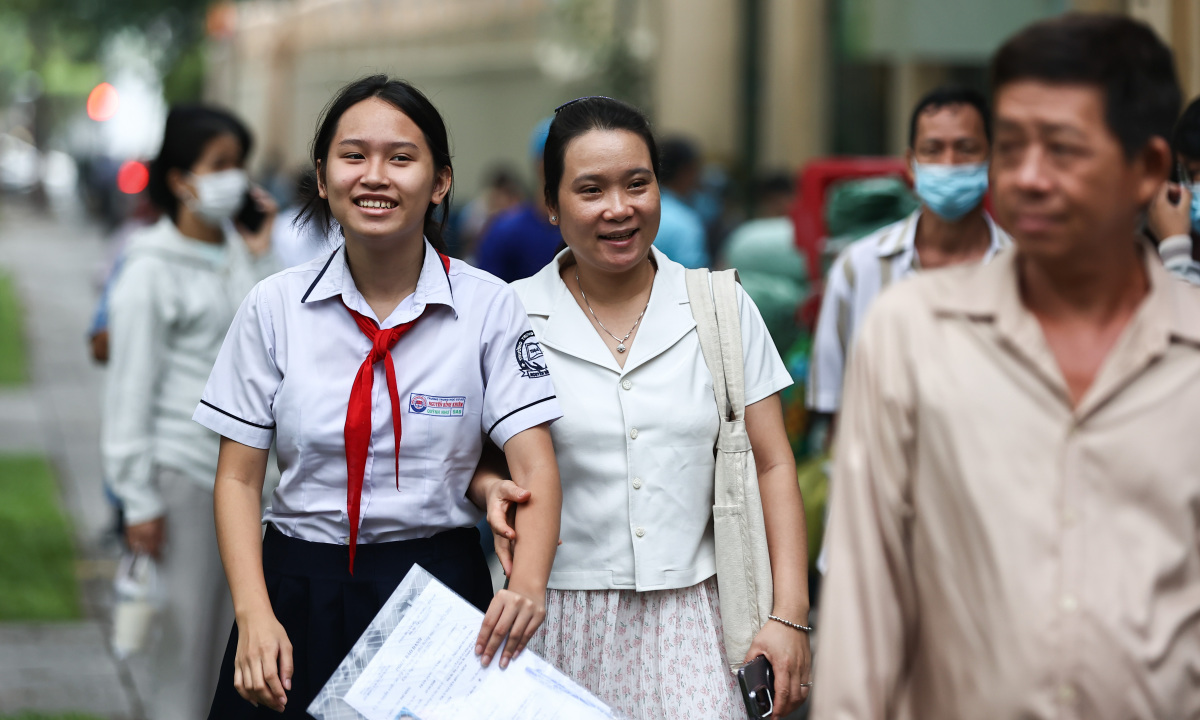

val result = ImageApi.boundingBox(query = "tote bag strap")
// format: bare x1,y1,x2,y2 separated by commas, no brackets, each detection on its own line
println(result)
709,270,746,420
685,268,732,420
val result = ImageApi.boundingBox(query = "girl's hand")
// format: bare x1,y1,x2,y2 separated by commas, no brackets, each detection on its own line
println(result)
233,608,293,712
744,617,812,716
124,516,166,558
483,479,530,575
474,582,546,670
236,186,278,257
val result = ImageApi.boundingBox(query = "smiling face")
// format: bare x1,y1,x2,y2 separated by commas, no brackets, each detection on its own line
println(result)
991,80,1168,262
317,97,451,249
551,129,661,274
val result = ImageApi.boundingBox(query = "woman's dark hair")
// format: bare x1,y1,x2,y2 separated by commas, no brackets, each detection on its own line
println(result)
298,75,453,253
147,105,252,220
991,13,1180,159
543,97,659,210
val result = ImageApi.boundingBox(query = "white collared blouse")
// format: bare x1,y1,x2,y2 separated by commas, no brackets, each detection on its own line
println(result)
513,247,792,591
193,240,562,545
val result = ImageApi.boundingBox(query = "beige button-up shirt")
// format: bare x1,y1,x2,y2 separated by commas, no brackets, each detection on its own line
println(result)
813,246,1200,719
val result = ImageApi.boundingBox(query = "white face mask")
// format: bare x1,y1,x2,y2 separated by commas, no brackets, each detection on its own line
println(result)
184,168,248,226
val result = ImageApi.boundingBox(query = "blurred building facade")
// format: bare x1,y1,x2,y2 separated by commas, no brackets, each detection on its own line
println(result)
204,0,1200,196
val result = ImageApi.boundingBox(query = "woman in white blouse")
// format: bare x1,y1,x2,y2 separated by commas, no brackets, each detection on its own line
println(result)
491,96,812,718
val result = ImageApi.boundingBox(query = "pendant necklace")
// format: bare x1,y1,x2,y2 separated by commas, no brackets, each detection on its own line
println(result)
576,268,651,354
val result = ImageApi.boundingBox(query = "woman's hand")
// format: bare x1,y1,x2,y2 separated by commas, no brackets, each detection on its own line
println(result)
236,186,278,257
125,516,165,558
233,607,293,712
744,618,812,716
474,582,546,670
484,478,530,576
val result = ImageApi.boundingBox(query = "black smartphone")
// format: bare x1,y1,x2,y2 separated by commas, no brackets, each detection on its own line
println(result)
735,655,774,718
236,190,267,233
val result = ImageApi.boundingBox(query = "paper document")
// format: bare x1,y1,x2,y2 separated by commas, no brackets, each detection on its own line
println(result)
308,564,616,720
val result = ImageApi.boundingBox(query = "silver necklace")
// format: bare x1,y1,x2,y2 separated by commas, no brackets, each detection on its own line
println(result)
575,268,650,353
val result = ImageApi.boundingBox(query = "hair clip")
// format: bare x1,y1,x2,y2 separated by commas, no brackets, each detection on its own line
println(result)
554,96,616,114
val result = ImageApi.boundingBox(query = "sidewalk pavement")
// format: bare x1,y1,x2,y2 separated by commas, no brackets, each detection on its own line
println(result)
0,198,144,719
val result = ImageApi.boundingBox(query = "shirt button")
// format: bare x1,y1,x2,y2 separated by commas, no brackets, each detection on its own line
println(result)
632,478,643,490
621,379,632,390
630,428,639,439
1063,509,1077,527
1058,683,1075,703
1060,595,1077,613
635,527,645,538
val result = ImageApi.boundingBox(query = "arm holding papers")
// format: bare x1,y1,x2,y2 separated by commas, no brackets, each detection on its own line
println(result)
308,565,616,720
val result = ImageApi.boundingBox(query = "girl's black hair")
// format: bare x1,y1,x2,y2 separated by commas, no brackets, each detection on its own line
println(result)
147,105,252,220
298,75,453,253
543,97,659,211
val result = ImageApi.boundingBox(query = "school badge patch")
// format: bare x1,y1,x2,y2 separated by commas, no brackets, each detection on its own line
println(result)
515,330,550,378
408,394,466,417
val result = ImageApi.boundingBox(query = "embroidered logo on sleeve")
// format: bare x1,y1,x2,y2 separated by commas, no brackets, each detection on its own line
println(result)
515,330,550,378
408,394,466,417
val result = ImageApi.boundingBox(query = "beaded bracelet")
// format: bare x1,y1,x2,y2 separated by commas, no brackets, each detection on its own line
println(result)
768,614,813,633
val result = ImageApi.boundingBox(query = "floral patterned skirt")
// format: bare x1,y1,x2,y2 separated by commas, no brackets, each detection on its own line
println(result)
527,577,742,720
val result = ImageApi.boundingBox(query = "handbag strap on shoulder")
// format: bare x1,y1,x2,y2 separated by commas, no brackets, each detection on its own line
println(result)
685,268,744,421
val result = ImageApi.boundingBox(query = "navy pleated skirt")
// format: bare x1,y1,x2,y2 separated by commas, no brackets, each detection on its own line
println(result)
208,524,493,719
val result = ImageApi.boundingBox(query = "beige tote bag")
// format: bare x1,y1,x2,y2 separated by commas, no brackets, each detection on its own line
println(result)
685,268,774,670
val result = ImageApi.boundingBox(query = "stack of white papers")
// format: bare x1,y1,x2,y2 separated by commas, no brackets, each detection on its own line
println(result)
309,565,617,720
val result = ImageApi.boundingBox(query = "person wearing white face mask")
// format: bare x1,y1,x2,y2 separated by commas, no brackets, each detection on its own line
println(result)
807,86,1012,573
102,105,279,720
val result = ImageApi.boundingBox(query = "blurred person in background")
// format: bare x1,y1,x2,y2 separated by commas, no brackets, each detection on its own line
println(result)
807,85,1012,578
808,86,1011,432
1146,96,1200,284
654,135,710,268
101,105,279,720
814,15,1200,718
721,171,806,355
453,163,526,260
473,118,562,281
272,168,333,268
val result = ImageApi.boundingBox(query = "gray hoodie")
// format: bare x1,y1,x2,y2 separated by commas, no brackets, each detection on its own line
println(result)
102,216,278,524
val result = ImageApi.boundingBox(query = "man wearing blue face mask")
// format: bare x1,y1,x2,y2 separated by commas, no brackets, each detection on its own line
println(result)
808,86,1012,573
1146,96,1200,285
810,86,1012,424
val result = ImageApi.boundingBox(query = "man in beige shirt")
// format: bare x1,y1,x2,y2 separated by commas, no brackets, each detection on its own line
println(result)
814,14,1200,719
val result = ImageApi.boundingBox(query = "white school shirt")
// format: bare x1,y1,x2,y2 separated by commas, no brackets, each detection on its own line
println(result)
193,240,562,545
512,247,792,591
807,209,1011,413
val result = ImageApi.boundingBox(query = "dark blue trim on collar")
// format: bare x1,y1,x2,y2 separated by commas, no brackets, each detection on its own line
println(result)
301,247,340,304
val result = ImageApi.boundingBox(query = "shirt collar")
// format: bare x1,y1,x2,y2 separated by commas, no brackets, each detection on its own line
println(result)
300,238,457,321
928,241,1200,412
876,209,1013,268
522,245,695,374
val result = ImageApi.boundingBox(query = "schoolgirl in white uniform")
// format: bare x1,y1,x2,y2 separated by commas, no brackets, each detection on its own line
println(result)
195,76,563,717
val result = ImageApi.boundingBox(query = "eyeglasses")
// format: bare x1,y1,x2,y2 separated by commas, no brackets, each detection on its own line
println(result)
554,96,616,114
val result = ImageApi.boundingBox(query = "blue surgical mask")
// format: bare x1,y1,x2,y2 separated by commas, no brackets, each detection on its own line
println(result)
913,162,989,221
1189,182,1200,233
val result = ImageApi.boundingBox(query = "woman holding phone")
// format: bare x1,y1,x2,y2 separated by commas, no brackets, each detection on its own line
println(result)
488,96,812,719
